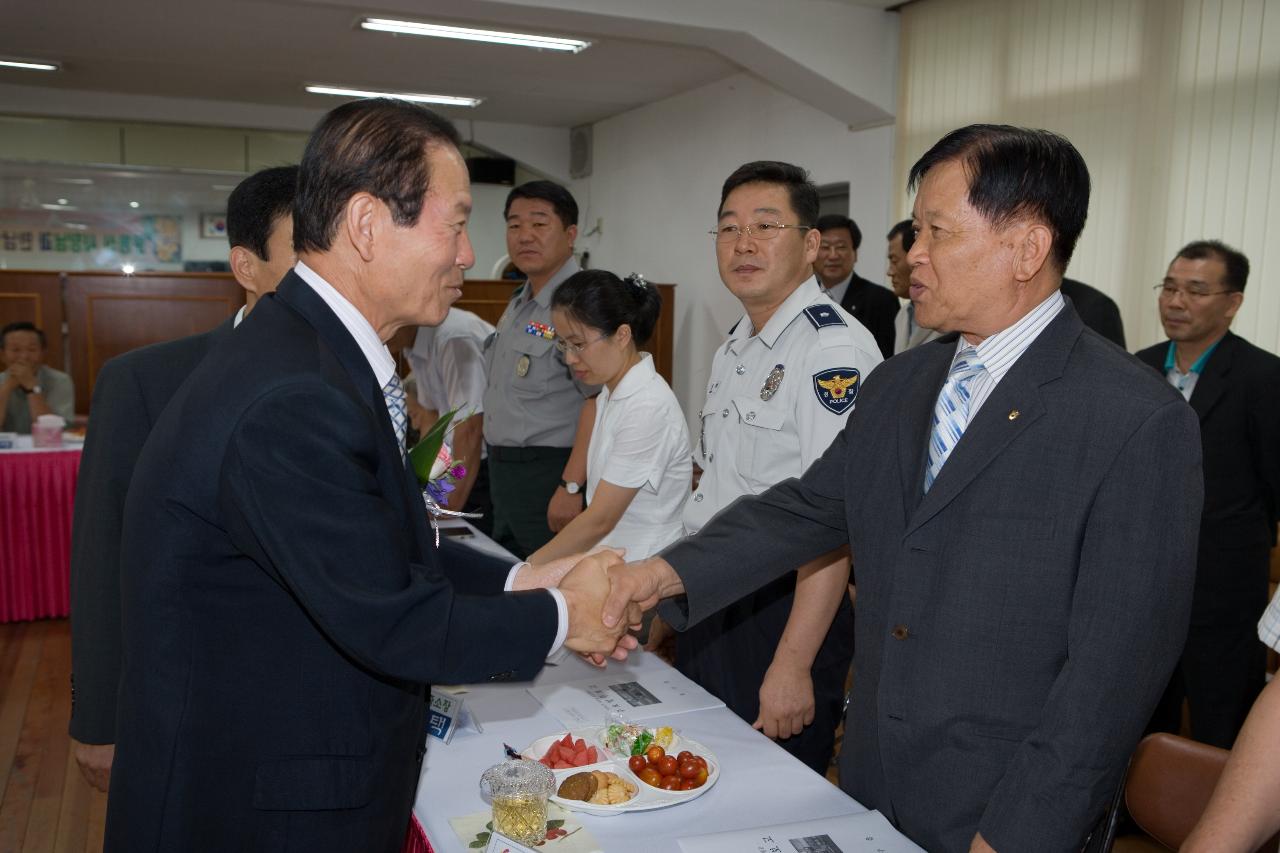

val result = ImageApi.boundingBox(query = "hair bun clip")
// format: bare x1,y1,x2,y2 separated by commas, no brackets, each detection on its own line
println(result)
624,272,649,290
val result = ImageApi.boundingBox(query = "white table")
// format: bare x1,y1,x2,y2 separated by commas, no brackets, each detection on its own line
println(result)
412,524,875,851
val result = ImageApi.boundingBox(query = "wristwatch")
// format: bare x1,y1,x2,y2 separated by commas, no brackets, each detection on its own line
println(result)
21,384,42,395
559,479,583,495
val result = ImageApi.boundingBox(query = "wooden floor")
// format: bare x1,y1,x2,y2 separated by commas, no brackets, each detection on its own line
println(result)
0,619,106,853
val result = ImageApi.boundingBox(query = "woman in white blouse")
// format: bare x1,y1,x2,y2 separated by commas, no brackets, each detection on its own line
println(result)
528,270,691,564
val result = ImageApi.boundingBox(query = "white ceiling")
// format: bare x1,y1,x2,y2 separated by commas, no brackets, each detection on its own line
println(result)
0,0,745,128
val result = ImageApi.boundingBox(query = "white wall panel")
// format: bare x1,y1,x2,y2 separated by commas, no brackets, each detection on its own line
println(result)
898,0,1280,354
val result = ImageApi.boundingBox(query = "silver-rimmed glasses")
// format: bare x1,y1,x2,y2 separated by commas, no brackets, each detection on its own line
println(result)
554,333,610,356
709,221,812,242
1153,283,1235,299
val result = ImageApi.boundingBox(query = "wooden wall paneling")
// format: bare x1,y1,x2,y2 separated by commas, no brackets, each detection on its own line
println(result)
0,272,66,371
453,280,676,385
65,273,244,414
453,280,520,328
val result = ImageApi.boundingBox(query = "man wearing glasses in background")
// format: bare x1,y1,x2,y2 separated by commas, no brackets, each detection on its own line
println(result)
1138,240,1280,749
660,160,882,774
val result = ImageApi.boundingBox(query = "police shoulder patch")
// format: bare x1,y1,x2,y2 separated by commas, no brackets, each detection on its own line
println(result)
812,367,860,415
803,304,847,330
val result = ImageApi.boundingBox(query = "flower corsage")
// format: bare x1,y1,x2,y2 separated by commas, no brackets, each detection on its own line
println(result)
408,407,481,545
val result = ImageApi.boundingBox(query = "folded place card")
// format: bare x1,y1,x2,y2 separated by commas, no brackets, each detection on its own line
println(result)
527,669,725,728
676,810,925,853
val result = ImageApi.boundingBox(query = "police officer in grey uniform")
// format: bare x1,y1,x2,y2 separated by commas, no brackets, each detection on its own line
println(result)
483,181,598,558
676,161,882,774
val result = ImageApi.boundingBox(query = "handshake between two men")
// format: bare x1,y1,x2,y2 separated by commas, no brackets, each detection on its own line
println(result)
515,550,687,663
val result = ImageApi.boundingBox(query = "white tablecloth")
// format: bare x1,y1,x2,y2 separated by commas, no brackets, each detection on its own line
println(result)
412,525,874,851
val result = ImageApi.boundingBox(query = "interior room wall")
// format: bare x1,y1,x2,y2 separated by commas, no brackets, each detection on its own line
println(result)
570,71,895,430
0,169,517,278
896,0,1280,355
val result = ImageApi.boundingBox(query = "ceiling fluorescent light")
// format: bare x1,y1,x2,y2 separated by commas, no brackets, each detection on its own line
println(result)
361,18,590,53
0,58,60,72
305,85,482,108
41,202,78,211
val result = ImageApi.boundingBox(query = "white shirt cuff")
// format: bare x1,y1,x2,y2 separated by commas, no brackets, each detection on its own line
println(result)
505,563,569,657
546,589,569,656
504,562,525,591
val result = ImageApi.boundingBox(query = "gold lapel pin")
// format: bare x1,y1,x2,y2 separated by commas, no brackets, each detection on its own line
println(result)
1008,409,1020,421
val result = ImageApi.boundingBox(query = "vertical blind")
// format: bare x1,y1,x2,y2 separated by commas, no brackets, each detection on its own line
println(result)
896,0,1280,353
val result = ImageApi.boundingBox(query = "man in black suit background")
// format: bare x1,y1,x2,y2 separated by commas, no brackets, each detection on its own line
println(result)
106,99,629,852
600,125,1202,852
1060,278,1125,347
814,213,899,358
1138,239,1280,748
68,164,299,793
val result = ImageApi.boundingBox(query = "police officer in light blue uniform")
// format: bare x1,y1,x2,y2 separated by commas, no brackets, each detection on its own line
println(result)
674,161,882,774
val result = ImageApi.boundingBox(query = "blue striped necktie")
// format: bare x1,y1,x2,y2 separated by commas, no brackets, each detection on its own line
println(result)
924,347,984,492
382,374,408,459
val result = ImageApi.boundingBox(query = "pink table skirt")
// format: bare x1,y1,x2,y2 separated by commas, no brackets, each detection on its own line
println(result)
403,814,434,853
0,449,80,622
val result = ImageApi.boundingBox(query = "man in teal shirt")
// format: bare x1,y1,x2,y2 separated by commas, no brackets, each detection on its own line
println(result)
1138,239,1280,748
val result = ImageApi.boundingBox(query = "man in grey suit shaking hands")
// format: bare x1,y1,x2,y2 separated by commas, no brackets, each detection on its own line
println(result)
596,125,1203,852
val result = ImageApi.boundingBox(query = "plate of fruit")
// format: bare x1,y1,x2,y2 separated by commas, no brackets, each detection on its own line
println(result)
522,724,718,815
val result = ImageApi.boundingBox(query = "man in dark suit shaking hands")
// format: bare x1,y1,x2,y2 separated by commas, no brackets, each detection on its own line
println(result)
598,125,1203,852
107,99,629,852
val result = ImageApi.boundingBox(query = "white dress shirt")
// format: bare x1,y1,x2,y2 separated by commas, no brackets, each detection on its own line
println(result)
588,353,691,560
1259,587,1280,652
408,308,495,414
950,289,1066,421
823,272,852,308
294,262,568,654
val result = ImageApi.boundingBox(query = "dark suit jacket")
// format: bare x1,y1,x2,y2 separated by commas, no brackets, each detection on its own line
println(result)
661,306,1202,852
1061,279,1126,347
69,319,232,745
107,273,558,852
1136,332,1280,624
837,272,899,359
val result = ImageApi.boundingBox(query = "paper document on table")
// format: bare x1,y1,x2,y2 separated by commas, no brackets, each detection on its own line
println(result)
677,810,924,853
527,669,725,727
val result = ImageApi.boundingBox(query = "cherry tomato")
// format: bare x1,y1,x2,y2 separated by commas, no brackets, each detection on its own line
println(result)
693,766,709,786
659,774,681,790
678,759,698,779
679,778,698,790
677,750,693,763
639,767,662,788
628,755,647,775
645,745,665,765
658,755,678,776
692,755,708,770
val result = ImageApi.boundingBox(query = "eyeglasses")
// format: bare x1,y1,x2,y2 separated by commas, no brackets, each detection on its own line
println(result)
709,221,812,243
554,333,610,356
1153,283,1236,300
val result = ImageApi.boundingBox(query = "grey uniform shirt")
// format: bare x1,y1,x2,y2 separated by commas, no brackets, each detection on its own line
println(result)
1,364,75,433
684,277,883,534
481,257,598,448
